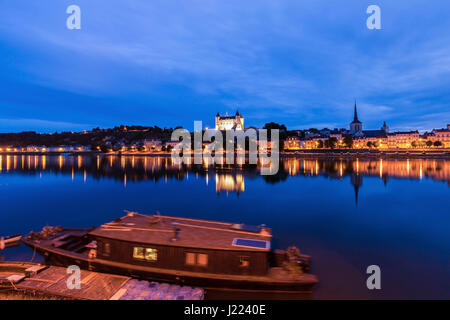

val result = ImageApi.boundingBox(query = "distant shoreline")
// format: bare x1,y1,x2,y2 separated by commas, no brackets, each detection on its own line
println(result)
0,149,449,160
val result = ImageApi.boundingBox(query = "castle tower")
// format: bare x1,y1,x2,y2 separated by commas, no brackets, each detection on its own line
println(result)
349,102,363,135
235,110,244,129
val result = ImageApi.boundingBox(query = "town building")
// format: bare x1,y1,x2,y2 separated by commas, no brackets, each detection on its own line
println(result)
304,130,320,139
215,111,244,130
430,126,450,147
284,136,304,150
353,130,388,149
164,141,180,149
387,131,420,149
329,129,343,140
304,135,329,149
143,139,163,151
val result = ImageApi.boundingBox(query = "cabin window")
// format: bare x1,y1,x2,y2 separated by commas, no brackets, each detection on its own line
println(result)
103,242,111,257
133,247,158,261
133,247,145,259
197,254,208,266
240,256,250,267
145,248,158,261
185,252,208,267
185,252,196,265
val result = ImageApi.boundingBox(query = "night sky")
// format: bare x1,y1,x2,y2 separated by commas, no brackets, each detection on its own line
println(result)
1,0,449,133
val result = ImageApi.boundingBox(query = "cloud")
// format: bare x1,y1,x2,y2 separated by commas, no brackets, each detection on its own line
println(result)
0,118,92,133
0,0,450,131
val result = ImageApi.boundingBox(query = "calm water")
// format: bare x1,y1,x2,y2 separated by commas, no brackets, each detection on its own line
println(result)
0,154,449,299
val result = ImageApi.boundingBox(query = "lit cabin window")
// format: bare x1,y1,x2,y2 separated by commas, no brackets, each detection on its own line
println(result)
145,248,158,261
133,247,145,259
133,247,158,261
240,256,250,267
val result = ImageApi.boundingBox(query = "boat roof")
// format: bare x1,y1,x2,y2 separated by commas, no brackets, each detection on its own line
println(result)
89,213,272,252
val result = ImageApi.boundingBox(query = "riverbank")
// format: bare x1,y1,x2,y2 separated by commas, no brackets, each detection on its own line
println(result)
1,148,449,159
282,149,450,159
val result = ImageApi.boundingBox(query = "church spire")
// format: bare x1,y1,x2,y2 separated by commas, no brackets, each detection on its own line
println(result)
353,101,359,122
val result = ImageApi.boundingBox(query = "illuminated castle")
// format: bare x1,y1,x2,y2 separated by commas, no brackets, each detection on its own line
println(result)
215,111,244,130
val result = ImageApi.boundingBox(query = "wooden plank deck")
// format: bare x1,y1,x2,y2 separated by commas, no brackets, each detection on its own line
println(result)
3,263,204,300
17,266,130,300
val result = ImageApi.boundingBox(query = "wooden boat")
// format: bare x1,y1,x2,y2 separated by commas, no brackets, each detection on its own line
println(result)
0,234,22,249
23,212,318,299
0,261,45,289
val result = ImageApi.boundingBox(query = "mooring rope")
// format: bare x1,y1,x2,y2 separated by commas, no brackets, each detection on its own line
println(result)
30,245,37,262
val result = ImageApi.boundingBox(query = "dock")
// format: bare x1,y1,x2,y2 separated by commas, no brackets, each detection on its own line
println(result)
0,262,204,300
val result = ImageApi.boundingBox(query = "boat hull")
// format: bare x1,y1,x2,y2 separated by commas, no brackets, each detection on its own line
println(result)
25,242,317,300
0,235,22,249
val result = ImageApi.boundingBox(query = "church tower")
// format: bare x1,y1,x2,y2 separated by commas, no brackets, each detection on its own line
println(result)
349,102,363,135
381,121,389,134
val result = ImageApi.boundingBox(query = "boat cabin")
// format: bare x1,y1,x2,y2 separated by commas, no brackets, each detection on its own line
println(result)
88,212,273,276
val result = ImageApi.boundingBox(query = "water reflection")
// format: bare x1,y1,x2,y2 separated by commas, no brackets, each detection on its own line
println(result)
215,174,245,195
282,158,450,203
281,158,450,181
1,154,449,299
0,155,449,196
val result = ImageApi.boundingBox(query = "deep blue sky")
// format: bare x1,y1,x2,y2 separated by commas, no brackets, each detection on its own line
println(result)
1,1,449,133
